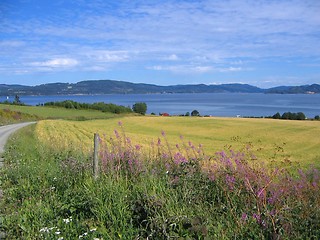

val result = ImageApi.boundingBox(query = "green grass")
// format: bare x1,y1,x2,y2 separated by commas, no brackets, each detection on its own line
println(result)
0,104,116,120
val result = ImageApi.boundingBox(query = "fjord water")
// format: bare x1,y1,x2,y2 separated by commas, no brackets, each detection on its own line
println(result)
5,93,320,118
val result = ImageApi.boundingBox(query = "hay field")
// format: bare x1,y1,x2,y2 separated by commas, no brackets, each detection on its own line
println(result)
35,116,320,168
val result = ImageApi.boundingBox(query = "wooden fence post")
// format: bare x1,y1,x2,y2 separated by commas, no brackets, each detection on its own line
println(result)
93,133,99,180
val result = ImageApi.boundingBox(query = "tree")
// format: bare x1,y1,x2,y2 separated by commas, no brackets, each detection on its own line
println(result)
281,112,290,119
13,95,21,105
315,115,320,120
185,112,190,116
296,112,306,120
132,102,147,115
191,109,200,117
272,112,281,119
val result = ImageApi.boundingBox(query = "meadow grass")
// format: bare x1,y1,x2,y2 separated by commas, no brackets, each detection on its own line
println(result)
0,104,115,120
36,116,320,168
0,123,319,239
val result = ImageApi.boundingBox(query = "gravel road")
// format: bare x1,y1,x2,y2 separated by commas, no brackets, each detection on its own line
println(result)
0,122,36,167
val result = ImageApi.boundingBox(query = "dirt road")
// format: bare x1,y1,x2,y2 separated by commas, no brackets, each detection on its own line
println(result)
0,122,36,167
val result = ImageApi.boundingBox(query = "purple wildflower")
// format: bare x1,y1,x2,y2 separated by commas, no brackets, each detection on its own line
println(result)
241,213,248,222
114,130,120,138
225,174,236,190
161,130,166,137
173,152,187,165
135,144,141,151
253,213,261,223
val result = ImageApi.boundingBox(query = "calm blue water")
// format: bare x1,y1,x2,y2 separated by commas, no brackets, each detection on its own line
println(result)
2,93,320,118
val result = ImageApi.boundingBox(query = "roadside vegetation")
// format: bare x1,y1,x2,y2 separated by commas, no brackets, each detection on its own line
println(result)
0,108,39,125
0,122,319,239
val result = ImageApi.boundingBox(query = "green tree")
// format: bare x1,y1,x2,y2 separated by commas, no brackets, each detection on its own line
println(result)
296,112,306,120
132,102,147,115
191,110,200,117
272,112,281,119
281,112,290,119
315,115,320,120
185,112,190,117
13,95,21,105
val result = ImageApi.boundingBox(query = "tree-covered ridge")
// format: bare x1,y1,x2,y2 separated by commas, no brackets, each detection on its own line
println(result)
1,80,319,96
266,84,320,94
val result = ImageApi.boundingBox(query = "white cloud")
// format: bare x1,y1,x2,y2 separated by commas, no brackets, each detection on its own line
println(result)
218,67,243,72
87,50,129,63
148,65,213,74
84,65,109,71
166,54,179,61
149,64,249,74
29,58,78,68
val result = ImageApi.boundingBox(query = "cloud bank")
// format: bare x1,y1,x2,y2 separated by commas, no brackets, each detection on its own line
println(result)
0,0,319,86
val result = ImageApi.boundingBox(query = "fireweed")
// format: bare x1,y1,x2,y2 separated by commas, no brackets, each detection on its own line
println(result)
98,126,319,238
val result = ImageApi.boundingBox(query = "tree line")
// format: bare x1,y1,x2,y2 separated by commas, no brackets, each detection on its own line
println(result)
270,112,319,120
43,100,150,115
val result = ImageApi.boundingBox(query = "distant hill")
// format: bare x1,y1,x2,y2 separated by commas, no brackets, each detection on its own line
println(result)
265,84,320,94
0,80,319,96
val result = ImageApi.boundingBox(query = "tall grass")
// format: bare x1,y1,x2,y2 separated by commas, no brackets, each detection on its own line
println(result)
0,124,319,239
0,108,39,125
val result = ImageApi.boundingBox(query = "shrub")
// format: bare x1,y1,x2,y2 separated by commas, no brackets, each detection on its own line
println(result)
132,102,147,115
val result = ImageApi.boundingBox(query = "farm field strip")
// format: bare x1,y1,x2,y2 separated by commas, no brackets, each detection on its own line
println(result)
0,104,114,119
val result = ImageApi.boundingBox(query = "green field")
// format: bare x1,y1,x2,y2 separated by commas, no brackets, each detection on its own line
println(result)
36,116,320,168
0,104,115,120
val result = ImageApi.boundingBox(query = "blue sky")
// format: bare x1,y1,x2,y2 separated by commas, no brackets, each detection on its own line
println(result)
0,0,319,88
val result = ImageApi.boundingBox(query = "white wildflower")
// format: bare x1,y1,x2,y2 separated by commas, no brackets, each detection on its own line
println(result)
39,227,49,233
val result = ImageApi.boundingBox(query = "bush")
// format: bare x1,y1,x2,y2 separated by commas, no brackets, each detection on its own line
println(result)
132,102,147,115
191,110,200,117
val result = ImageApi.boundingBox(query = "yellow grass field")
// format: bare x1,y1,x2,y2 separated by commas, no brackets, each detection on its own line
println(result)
35,116,320,168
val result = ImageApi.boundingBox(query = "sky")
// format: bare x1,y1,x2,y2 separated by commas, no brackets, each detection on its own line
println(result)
0,0,320,88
